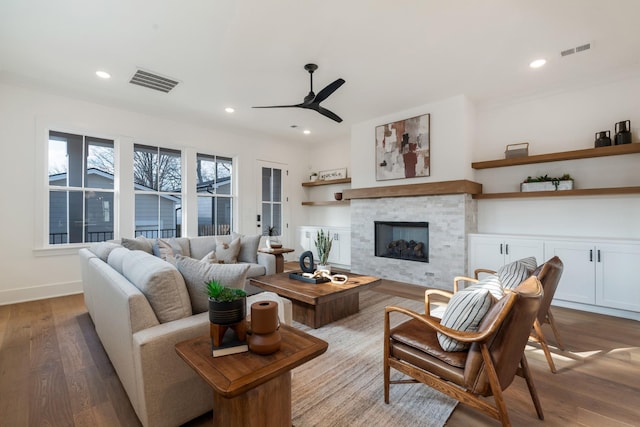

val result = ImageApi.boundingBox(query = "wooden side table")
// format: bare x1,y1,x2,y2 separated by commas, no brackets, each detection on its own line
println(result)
175,324,327,426
258,247,294,273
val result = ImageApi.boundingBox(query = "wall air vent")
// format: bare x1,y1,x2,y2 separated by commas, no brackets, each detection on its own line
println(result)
129,69,179,93
561,42,591,57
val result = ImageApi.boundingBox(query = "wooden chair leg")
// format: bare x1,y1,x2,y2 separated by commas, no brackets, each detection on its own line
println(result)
546,309,565,351
533,320,557,373
480,344,512,427
520,354,544,420
383,311,391,404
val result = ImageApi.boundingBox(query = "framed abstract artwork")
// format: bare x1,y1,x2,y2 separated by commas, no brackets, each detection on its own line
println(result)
375,113,430,181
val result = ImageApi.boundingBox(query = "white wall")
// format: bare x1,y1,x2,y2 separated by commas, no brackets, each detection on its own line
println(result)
0,82,309,304
474,75,640,238
350,94,475,188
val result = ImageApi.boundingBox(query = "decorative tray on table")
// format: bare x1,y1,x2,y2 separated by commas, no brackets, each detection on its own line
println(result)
288,272,330,284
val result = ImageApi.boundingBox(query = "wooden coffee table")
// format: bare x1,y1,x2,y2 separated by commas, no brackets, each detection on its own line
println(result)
175,324,327,426
250,272,381,328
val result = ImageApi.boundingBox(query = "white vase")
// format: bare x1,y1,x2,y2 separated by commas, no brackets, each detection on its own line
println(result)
317,264,331,273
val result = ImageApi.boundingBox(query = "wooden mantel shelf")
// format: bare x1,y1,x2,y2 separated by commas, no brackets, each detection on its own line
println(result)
343,180,482,200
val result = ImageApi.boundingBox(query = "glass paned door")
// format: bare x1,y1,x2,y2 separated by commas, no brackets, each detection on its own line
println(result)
257,161,286,241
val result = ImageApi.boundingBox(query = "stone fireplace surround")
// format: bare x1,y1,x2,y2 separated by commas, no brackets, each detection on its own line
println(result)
344,180,479,290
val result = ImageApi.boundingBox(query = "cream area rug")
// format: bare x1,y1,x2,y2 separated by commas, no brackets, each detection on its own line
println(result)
291,290,457,427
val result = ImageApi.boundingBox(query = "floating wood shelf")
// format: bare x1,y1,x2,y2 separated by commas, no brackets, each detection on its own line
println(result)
301,200,350,206
472,143,640,169
343,180,482,200
473,186,640,199
302,178,351,187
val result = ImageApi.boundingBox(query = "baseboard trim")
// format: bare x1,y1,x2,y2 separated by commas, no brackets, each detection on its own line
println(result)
552,300,640,321
0,281,83,306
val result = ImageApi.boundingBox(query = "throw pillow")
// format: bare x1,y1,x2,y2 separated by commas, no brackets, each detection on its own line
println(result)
231,232,261,264
518,256,538,273
438,286,494,352
88,241,121,262
215,236,241,264
121,236,153,254
174,255,250,313
152,238,183,261
201,250,218,263
465,274,505,300
497,259,531,290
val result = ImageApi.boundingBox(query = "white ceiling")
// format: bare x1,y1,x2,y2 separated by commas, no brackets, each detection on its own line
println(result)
2,0,640,144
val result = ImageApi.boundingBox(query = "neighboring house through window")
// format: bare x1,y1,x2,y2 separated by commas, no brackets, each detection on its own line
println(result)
133,144,182,238
196,153,233,236
48,131,115,244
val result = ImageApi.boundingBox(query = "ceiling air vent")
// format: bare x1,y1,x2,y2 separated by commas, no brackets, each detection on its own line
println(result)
560,42,591,57
129,69,179,93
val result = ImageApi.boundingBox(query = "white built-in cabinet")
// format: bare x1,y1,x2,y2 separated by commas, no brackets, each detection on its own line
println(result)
468,233,640,317
468,234,544,275
298,226,351,268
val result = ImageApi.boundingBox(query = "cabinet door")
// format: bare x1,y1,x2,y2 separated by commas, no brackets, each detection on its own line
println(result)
299,227,316,254
468,235,507,275
326,230,341,264
504,238,544,267
596,243,640,312
545,240,595,304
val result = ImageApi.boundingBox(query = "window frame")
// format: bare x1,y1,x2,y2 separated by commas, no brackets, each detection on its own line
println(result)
195,152,234,236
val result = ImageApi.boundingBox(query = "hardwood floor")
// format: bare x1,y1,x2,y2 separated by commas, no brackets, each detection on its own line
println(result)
1,289,639,426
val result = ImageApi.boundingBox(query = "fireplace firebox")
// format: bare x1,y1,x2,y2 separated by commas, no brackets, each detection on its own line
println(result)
374,221,429,263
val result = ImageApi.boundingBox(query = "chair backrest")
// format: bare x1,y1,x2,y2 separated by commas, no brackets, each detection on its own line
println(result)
531,256,563,325
463,276,543,396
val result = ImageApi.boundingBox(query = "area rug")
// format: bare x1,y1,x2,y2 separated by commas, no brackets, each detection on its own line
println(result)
291,291,457,427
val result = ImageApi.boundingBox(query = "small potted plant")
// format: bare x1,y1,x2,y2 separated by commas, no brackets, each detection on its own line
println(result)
206,280,247,325
265,225,282,249
314,229,333,272
521,174,574,192
310,172,318,182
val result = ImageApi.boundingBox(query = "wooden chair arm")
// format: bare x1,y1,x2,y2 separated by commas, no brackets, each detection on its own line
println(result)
385,294,516,344
424,289,453,315
474,268,497,280
453,276,479,293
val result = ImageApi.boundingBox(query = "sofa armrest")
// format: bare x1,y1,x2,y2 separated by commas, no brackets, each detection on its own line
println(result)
132,312,212,427
257,252,276,275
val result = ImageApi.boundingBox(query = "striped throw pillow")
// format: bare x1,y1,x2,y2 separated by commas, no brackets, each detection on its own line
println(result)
438,287,494,352
465,274,505,300
497,259,531,290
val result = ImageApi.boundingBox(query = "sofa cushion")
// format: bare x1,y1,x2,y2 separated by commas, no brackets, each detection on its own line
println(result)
497,259,531,290
231,232,261,264
121,250,192,323
107,247,131,275
188,236,218,260
215,236,241,264
243,263,266,278
174,255,250,314
152,238,184,260
121,236,154,254
89,241,122,262
438,286,494,352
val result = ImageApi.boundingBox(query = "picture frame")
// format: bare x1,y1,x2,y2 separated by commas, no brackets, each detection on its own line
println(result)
375,113,430,181
318,168,347,181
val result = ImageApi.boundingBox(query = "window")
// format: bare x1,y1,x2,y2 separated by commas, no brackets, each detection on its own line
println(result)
48,131,115,244
196,154,233,236
133,144,182,238
261,166,282,236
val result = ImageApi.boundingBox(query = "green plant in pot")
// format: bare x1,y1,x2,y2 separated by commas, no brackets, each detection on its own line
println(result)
314,229,333,272
206,280,247,325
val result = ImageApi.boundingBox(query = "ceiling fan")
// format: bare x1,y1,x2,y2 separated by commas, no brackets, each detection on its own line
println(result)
252,63,345,123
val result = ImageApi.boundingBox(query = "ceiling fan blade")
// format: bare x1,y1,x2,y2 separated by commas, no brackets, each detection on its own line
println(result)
317,106,343,123
313,78,345,104
252,104,301,109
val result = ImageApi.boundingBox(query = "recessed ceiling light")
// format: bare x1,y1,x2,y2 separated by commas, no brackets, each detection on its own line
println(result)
225,107,235,113
303,130,311,135
96,70,111,79
529,59,546,69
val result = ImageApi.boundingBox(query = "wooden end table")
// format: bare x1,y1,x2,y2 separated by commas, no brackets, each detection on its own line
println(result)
175,324,327,426
250,272,381,328
258,247,294,273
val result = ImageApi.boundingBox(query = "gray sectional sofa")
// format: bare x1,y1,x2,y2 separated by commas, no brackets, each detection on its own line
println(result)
79,234,292,427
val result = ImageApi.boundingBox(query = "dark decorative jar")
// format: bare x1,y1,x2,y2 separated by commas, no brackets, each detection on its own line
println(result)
614,120,632,145
594,131,612,147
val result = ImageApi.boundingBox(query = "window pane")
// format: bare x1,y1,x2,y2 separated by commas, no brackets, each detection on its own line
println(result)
134,144,158,191
198,196,231,236
48,138,68,186
85,137,114,189
159,147,181,192
261,202,272,236
272,169,282,202
273,203,282,235
196,154,216,193
85,191,114,242
217,157,232,195
49,189,84,244
262,167,271,202
49,131,83,187
217,197,232,235
159,195,181,238
135,193,159,238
